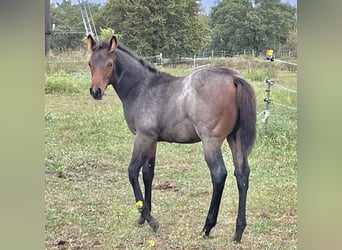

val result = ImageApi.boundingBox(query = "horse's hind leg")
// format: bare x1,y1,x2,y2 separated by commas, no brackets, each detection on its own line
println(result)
201,139,227,237
227,132,250,243
137,156,156,225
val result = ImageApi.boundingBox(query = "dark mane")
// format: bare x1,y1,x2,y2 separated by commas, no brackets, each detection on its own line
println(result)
117,45,159,74
93,40,159,74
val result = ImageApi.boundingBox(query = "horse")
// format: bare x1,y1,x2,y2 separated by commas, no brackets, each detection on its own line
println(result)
86,35,256,243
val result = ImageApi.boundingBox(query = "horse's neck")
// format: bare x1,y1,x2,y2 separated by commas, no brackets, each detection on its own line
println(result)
113,55,153,101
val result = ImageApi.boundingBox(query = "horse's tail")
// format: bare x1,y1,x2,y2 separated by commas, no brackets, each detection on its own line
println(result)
233,76,256,153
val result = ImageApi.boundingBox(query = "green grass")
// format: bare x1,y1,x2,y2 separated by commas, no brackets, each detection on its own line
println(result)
45,56,297,249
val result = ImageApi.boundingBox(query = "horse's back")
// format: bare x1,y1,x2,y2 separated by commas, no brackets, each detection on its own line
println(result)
156,67,240,143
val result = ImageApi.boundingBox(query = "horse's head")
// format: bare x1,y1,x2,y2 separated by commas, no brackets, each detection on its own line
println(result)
87,35,118,100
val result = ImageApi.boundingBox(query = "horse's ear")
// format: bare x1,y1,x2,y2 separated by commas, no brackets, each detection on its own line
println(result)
109,36,118,52
87,35,96,51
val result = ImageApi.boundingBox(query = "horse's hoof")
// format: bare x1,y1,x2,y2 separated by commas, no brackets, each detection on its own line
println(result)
202,234,210,239
231,234,242,244
200,227,211,238
137,215,146,225
201,232,210,239
148,218,159,232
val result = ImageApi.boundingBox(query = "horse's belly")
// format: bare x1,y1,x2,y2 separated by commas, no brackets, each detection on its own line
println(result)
158,121,200,143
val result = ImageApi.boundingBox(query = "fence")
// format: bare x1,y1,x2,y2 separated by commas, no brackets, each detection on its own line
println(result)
201,49,297,59
137,49,297,71
46,46,296,66
46,50,297,133
258,58,297,133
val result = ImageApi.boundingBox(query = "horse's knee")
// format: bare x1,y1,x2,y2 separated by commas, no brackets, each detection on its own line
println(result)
234,165,249,192
142,161,155,182
128,165,139,183
212,168,227,186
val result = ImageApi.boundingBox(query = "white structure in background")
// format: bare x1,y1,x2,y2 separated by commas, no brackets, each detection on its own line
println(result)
78,0,98,39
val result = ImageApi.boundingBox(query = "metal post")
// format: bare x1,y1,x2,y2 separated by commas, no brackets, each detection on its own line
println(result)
263,50,275,133
45,0,51,56
87,1,98,39
78,0,98,39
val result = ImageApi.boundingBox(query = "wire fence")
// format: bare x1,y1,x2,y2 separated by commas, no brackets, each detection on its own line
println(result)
46,51,297,130
257,57,297,133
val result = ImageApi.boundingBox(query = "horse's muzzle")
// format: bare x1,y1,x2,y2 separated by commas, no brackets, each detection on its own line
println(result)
90,88,102,100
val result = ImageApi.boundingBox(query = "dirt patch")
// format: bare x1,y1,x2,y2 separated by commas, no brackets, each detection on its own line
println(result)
276,209,297,224
197,189,211,197
153,181,179,192
52,238,102,250
163,164,189,172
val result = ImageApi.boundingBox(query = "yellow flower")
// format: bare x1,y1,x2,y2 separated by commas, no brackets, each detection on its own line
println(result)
136,200,144,212
148,240,156,247
136,200,143,208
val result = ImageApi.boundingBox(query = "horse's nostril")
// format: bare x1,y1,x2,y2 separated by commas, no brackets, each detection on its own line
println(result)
90,87,102,100
96,88,101,97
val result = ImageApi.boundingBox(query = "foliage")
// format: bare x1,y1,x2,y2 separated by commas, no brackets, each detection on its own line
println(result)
245,67,269,82
286,29,297,52
209,0,297,54
98,0,209,59
98,27,122,41
50,1,82,51
45,75,78,94
45,50,89,74
50,0,100,52
45,73,89,95
48,0,296,58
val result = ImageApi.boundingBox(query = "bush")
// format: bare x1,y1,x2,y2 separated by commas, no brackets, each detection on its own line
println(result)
245,67,269,82
98,27,122,41
45,74,85,94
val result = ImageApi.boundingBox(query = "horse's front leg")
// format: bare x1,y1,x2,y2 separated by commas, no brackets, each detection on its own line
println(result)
137,155,156,225
128,133,159,232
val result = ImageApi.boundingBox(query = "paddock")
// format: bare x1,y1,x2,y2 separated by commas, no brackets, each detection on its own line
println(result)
45,54,297,249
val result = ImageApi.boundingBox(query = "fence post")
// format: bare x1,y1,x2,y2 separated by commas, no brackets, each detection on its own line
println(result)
263,50,275,133
45,0,51,56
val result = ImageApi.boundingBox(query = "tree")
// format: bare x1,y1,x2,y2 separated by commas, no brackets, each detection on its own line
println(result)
209,0,296,55
50,0,101,52
98,27,122,41
98,0,209,59
50,0,83,51
209,0,252,52
256,0,296,51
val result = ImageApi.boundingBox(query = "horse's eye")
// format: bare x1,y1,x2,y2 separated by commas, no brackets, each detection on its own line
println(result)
88,61,91,67
107,62,113,67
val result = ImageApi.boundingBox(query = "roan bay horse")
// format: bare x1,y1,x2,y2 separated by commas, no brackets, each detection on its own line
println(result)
87,35,256,243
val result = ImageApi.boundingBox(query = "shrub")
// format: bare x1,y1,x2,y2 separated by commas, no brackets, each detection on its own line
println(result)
245,68,269,82
45,74,83,94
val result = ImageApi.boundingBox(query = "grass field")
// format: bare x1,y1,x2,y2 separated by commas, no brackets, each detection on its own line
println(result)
45,55,297,249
